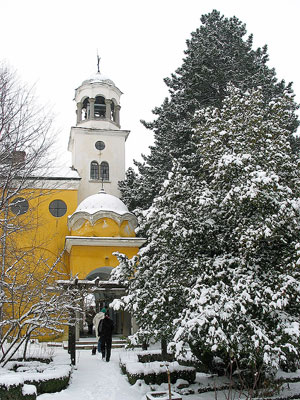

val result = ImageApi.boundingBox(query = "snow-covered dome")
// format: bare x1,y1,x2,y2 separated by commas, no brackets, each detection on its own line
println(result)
76,190,129,215
68,190,137,233
81,72,115,87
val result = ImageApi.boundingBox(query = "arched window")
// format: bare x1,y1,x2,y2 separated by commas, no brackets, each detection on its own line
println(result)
94,96,106,118
90,161,99,180
100,161,109,181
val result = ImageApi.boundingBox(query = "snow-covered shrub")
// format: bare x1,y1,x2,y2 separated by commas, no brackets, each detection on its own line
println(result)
124,361,195,385
22,384,37,400
0,376,24,400
28,373,70,395
137,351,175,364
1,361,71,396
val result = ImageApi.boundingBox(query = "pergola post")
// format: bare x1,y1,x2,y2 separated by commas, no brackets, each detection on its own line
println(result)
68,308,76,365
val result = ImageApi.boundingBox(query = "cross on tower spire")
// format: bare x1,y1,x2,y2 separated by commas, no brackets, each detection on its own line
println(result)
97,52,101,73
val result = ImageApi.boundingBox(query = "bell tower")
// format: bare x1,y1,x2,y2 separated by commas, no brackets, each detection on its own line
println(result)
68,65,130,202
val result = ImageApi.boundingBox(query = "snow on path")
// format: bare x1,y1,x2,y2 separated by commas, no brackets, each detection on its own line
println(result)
38,349,146,400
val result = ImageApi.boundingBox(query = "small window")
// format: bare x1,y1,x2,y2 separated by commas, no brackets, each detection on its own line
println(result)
90,161,99,180
10,197,29,215
100,161,109,181
95,141,105,151
49,200,67,217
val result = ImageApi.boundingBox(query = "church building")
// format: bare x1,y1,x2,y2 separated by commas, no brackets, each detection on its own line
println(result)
6,67,144,341
64,69,145,336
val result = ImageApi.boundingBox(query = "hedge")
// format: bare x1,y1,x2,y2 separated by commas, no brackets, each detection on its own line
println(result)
124,361,195,385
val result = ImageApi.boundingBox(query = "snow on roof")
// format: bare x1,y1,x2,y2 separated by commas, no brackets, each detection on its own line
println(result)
75,190,129,215
81,72,115,87
41,164,80,179
31,150,80,180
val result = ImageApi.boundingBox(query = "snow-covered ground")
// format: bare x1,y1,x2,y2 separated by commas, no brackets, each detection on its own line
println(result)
36,346,206,400
38,347,146,400
1,343,299,400
37,345,300,400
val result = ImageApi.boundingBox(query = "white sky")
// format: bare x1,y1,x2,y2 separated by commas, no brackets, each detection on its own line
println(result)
0,0,299,169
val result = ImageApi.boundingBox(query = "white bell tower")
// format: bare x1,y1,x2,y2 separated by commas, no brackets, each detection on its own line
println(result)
68,64,130,203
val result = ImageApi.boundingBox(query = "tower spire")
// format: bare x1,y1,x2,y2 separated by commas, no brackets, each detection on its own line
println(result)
97,51,101,73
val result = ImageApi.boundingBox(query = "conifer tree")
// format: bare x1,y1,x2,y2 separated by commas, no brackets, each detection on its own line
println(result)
120,10,299,211
112,164,202,348
172,86,300,374
113,85,300,376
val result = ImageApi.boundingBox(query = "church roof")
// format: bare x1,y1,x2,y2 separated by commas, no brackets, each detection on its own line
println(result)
81,72,115,87
75,190,129,215
67,190,137,231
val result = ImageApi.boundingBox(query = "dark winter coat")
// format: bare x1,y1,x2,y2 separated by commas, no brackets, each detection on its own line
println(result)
98,316,114,338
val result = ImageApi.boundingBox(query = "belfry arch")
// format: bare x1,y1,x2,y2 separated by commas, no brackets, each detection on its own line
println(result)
94,95,106,118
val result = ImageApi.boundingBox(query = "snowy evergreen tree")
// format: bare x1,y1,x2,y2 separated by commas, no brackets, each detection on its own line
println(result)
113,85,300,378
168,86,300,376
120,10,299,211
112,163,203,349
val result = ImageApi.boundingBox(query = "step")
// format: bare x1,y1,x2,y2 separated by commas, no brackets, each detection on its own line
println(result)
62,339,128,350
47,342,63,348
76,339,127,345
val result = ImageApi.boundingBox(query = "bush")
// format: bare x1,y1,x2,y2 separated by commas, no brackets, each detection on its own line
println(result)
27,375,70,394
177,358,207,373
119,361,127,375
22,384,37,400
13,357,52,364
0,383,23,400
137,352,175,363
1,360,71,397
125,361,195,385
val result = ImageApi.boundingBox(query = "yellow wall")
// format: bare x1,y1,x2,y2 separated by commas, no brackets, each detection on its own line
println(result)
28,188,78,271
3,186,78,341
69,245,139,279
69,216,138,278
11,187,78,262
5,187,141,341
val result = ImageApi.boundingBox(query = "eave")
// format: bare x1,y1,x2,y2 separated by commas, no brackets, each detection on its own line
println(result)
65,236,146,253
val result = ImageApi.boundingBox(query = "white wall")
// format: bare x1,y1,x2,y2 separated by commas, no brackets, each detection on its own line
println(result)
69,127,129,202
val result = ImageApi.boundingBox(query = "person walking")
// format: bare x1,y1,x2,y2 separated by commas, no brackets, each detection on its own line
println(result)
93,308,106,353
98,310,114,362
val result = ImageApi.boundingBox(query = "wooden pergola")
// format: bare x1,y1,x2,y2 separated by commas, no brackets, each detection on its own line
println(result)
55,278,125,365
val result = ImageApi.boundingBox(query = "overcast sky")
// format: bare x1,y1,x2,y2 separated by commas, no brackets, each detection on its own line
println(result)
1,0,299,169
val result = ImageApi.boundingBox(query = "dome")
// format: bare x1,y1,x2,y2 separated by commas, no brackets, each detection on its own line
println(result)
76,190,129,215
81,72,115,87
67,190,137,232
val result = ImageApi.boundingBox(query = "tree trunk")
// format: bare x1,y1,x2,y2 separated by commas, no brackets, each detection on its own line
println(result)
161,337,168,360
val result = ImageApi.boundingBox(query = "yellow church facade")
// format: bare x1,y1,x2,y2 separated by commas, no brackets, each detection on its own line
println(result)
6,67,144,341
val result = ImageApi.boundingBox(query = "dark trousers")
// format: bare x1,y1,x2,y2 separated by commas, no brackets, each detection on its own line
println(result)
100,335,112,361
